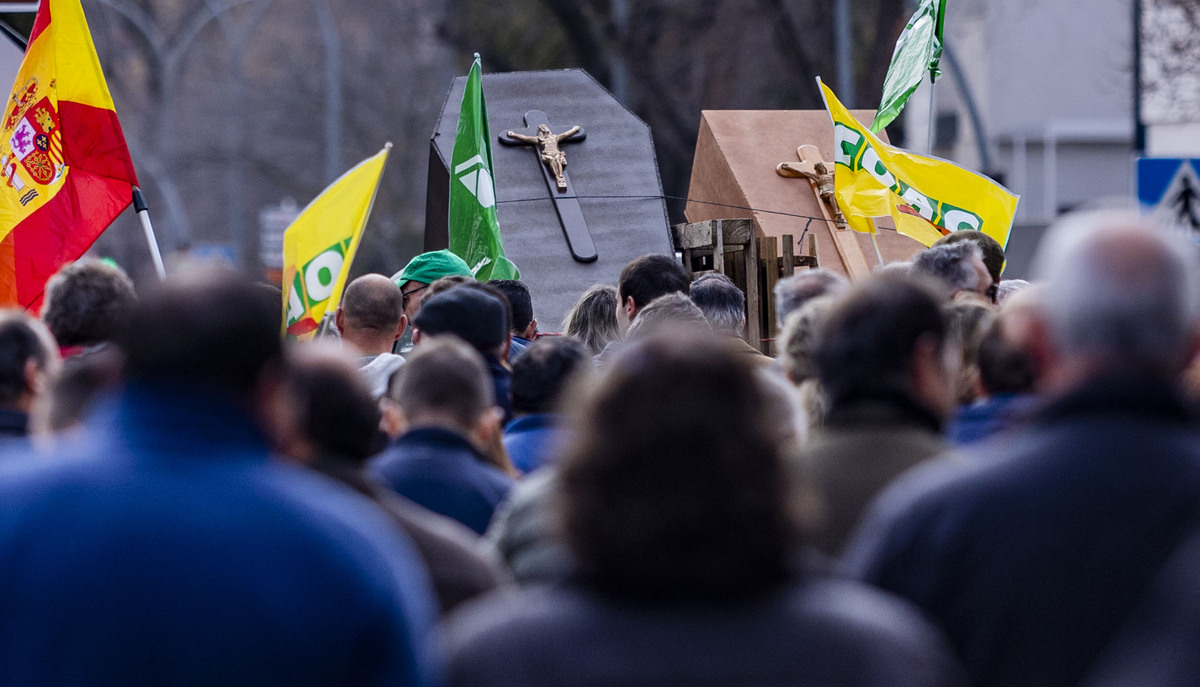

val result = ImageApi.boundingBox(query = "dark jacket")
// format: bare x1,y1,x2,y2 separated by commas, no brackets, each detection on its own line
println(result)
371,426,514,535
310,455,504,615
444,579,965,687
0,384,438,686
842,375,1200,687
501,414,568,474
1084,522,1200,687
802,395,946,556
484,353,515,425
0,408,28,438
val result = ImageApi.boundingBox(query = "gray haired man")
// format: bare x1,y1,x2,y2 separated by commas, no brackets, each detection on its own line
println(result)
843,210,1200,687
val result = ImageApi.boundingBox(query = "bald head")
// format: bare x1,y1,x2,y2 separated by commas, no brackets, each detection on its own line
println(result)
1033,210,1200,377
336,274,406,355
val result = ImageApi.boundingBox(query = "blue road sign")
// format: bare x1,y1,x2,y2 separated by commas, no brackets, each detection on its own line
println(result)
1137,158,1200,232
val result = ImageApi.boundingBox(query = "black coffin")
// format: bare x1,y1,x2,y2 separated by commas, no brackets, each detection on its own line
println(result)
425,68,674,330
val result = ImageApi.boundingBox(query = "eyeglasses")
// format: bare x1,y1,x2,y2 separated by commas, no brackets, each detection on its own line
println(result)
401,284,428,309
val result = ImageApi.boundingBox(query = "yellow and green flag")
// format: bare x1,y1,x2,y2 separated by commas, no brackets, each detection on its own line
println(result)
282,144,390,339
820,80,1018,248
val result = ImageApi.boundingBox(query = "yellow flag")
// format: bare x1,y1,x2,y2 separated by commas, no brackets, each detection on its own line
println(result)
282,144,390,339
820,80,1019,248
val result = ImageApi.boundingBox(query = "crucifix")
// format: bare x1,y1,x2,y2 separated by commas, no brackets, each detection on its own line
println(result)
777,144,872,278
499,110,597,263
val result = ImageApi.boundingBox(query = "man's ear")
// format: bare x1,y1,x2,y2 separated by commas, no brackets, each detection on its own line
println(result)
379,398,407,439
23,359,44,397
411,328,423,347
471,406,503,449
334,308,345,333
521,319,538,340
624,296,637,320
392,314,408,343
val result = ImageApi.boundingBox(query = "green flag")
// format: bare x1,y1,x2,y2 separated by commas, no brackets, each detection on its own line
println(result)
449,54,519,280
870,0,946,134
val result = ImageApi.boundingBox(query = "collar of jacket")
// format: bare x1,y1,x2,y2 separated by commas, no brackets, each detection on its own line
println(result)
106,381,270,459
825,391,944,434
482,352,510,376
395,426,487,461
504,413,560,434
1036,373,1190,425
0,408,28,437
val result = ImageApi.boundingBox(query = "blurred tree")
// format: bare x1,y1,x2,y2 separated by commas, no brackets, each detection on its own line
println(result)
440,0,909,221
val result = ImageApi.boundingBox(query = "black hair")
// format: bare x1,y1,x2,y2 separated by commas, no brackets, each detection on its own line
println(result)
41,259,137,348
560,335,795,606
487,279,534,334
115,270,283,395
978,317,1036,395
511,337,588,414
617,254,691,309
0,314,51,405
815,275,949,409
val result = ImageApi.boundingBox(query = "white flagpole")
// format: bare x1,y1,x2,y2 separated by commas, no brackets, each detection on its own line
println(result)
870,232,885,266
925,77,936,156
132,186,166,279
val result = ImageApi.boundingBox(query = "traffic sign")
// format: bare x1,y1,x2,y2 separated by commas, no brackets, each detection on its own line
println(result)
1137,158,1200,233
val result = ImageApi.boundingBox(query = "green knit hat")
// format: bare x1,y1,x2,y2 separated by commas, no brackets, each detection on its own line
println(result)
390,250,473,286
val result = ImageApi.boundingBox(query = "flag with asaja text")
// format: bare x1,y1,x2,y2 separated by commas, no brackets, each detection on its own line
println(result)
0,0,138,310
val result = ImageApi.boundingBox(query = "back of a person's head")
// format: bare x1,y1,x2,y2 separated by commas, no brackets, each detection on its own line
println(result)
617,254,690,309
779,295,836,383
0,311,57,408
625,292,711,341
559,334,797,605
419,275,473,309
911,241,984,296
935,230,1005,285
38,349,121,433
774,269,848,326
413,284,509,356
978,315,1036,396
689,273,745,337
815,275,949,408
1033,209,1200,374
562,283,619,355
996,278,1031,305
951,301,997,404
340,274,404,334
487,279,534,334
388,336,493,431
115,269,282,396
41,259,136,348
511,337,588,415
285,345,383,464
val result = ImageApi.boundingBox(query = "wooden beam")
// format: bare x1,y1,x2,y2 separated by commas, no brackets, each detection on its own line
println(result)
672,218,754,250
744,233,762,353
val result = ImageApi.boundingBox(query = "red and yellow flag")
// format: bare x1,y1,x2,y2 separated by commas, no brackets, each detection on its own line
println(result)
0,0,137,310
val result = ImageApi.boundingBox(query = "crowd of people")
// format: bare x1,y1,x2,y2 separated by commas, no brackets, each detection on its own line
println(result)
0,210,1198,685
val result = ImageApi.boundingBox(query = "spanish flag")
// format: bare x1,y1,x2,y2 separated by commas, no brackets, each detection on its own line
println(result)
0,0,138,309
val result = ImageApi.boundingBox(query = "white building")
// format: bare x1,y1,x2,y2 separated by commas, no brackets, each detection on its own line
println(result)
902,0,1186,275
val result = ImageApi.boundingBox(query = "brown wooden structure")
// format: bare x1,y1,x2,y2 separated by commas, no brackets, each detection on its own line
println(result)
673,218,819,354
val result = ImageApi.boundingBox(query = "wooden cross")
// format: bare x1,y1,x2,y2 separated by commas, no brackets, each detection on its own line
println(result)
776,144,871,279
499,110,597,263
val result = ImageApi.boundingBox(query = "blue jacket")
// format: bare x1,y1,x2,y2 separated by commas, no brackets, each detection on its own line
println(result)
483,354,515,426
0,384,439,686
371,427,514,535
947,393,1039,445
502,413,568,474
